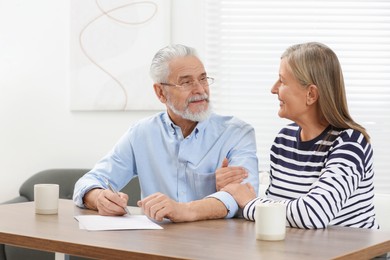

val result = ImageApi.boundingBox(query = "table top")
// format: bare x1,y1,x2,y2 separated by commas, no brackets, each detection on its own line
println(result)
1,199,390,260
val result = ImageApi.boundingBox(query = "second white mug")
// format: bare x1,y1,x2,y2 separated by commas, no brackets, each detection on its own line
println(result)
255,203,287,241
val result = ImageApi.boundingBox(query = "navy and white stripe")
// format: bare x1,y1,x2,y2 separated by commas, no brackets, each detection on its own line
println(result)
243,123,378,229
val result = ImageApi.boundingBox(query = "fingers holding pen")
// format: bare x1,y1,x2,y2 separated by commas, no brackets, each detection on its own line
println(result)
96,189,129,216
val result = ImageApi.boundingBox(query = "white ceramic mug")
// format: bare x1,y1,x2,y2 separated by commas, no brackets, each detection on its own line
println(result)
255,203,287,241
34,184,59,214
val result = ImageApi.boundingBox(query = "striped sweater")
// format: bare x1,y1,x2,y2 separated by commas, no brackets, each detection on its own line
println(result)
243,123,378,229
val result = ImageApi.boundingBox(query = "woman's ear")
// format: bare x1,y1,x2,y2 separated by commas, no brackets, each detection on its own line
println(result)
153,83,167,103
306,84,319,105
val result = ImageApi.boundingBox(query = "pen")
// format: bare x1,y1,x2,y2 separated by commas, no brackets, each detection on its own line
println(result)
103,177,131,215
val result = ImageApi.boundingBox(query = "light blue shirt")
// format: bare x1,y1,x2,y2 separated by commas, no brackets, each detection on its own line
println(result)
73,112,259,218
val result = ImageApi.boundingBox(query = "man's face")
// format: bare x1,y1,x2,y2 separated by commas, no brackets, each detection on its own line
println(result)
163,56,211,122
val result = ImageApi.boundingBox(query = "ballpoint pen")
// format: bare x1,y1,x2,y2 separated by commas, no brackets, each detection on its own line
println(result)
103,177,131,215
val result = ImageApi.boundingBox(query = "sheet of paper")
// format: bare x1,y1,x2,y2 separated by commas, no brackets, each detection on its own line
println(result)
74,215,163,231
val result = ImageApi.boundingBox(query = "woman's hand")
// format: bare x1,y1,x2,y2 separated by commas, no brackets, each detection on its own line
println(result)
215,158,248,191
222,183,256,208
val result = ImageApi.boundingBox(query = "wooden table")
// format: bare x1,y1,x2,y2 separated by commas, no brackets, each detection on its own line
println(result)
0,199,390,260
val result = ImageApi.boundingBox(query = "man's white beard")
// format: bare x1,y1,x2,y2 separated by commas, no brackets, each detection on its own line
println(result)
166,94,212,122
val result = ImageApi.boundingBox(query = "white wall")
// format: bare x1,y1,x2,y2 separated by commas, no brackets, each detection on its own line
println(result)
0,0,204,202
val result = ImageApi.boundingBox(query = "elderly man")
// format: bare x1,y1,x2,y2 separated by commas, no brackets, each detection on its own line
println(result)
73,44,258,222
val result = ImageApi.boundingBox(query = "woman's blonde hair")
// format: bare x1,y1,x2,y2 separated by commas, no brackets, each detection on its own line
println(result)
281,42,370,142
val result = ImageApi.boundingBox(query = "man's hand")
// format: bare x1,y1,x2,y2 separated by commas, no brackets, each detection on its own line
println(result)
137,193,229,222
84,188,129,216
215,158,248,191
222,183,256,208
137,193,194,222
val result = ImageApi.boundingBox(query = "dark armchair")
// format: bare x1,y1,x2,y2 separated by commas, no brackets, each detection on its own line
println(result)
0,169,141,260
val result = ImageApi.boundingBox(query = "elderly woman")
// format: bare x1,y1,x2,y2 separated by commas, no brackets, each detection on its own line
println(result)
223,42,378,229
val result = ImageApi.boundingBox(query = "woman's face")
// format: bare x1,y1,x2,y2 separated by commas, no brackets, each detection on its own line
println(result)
271,58,309,123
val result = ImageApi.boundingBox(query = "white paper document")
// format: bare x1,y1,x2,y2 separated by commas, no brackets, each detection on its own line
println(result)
74,215,163,231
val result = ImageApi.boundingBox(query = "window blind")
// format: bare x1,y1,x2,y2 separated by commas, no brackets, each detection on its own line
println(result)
204,0,390,194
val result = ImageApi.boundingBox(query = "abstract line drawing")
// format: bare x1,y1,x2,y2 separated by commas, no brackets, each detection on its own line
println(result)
70,0,170,111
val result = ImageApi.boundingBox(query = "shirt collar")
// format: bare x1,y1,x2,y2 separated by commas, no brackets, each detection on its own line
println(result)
162,111,211,138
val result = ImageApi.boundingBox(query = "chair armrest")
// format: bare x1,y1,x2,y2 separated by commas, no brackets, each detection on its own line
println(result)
19,169,90,201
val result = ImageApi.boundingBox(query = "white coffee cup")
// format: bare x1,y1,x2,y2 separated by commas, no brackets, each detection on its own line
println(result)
255,203,287,241
34,184,59,214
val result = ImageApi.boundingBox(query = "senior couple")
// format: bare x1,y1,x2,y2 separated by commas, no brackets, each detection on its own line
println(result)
73,43,378,229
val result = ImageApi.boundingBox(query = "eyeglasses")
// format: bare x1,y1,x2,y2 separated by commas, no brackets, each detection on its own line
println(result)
160,77,214,90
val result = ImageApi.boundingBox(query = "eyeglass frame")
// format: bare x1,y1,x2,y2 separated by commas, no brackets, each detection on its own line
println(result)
160,76,214,90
